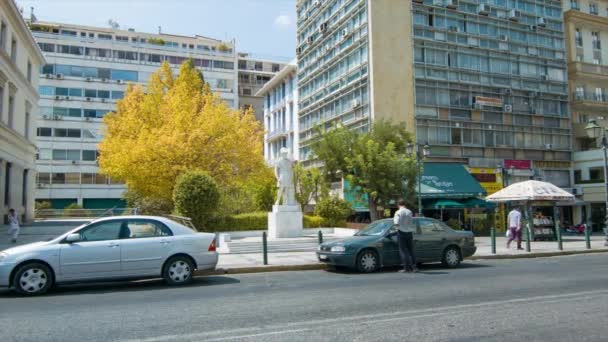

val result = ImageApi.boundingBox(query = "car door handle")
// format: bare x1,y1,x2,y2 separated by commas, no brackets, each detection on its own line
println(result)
107,243,120,248
160,240,170,245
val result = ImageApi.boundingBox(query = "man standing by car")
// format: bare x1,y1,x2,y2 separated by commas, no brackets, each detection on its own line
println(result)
394,199,418,273
507,207,523,250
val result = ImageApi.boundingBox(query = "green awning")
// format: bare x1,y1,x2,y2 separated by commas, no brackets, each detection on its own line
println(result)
420,163,486,199
428,199,465,209
463,198,496,208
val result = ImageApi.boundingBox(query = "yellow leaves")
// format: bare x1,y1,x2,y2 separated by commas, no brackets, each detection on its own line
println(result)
98,60,266,203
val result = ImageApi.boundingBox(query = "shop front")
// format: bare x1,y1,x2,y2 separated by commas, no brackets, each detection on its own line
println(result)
467,167,505,232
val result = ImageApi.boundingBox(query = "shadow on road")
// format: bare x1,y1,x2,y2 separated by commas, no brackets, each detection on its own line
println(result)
0,275,240,298
325,262,491,276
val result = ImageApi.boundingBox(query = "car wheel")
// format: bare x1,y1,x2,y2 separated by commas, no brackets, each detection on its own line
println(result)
356,249,379,273
163,256,194,285
441,246,461,268
13,262,53,296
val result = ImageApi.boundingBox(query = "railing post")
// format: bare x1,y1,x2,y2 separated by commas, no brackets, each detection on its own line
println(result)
262,232,268,265
585,224,591,249
490,226,496,254
318,230,323,244
525,206,532,252
554,206,563,251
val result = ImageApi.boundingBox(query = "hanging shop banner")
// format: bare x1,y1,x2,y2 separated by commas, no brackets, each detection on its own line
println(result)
504,159,531,170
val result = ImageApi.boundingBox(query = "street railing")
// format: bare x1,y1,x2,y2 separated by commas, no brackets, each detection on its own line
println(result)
35,208,137,220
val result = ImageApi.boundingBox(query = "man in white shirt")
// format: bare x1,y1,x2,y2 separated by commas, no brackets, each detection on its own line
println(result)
393,199,417,273
507,207,523,250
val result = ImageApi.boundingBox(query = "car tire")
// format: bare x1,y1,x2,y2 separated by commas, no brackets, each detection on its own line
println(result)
163,256,194,286
12,262,53,296
441,246,461,268
356,249,379,273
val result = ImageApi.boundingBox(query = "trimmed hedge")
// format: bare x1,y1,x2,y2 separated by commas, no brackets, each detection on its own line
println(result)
205,212,345,232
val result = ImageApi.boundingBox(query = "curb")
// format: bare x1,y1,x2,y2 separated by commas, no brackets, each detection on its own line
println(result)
197,249,608,276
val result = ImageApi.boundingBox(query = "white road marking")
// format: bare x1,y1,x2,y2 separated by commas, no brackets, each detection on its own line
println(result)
120,289,608,342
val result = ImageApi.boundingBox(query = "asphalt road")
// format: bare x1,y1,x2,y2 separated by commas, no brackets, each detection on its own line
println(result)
1,254,608,342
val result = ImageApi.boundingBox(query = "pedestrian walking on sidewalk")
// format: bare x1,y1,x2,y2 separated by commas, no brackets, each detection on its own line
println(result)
394,199,418,273
507,207,523,250
7,208,20,244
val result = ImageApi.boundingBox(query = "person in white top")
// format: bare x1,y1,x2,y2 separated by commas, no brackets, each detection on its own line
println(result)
507,207,523,250
7,208,20,244
393,199,417,273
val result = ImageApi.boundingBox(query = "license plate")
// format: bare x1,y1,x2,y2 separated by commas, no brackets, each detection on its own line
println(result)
319,254,328,260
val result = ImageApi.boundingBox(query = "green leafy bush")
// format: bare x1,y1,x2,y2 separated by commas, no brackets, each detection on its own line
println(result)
314,197,354,227
124,190,173,215
204,213,341,232
64,203,91,217
173,170,220,231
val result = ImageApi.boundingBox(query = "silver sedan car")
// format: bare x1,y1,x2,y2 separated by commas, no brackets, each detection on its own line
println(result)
0,216,218,295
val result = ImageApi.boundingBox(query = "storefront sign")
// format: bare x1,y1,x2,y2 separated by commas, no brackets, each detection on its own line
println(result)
474,96,503,107
504,160,531,170
534,160,572,169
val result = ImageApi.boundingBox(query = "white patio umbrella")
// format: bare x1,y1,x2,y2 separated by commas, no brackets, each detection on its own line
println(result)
486,180,574,203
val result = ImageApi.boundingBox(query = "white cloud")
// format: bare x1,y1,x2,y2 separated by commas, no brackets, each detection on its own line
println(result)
274,14,292,29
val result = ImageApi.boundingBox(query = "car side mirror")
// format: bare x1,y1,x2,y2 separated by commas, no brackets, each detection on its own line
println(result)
65,233,81,243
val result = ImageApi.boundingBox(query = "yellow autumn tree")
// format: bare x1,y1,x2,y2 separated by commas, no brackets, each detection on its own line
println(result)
99,60,270,205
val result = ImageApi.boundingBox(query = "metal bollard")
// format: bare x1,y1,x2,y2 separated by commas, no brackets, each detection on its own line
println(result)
262,232,268,265
525,224,531,252
585,224,591,250
490,226,496,255
318,230,323,244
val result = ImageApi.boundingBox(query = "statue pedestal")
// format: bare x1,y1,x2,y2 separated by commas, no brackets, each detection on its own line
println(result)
268,205,303,239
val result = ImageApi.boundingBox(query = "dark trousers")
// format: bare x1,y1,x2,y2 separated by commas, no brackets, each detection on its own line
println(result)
397,231,416,270
507,227,522,248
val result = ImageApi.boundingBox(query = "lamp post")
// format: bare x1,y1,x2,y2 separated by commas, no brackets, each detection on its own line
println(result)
407,143,430,216
585,119,608,246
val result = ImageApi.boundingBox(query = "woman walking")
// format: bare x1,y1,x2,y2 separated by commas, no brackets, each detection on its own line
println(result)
7,208,20,243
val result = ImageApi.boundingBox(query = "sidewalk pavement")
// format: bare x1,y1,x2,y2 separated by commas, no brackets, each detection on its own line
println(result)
2,223,607,273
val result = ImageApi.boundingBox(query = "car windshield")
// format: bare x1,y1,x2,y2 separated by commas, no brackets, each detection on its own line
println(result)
355,220,394,236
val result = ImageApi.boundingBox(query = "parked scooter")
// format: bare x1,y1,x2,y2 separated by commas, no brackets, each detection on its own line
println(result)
564,223,587,235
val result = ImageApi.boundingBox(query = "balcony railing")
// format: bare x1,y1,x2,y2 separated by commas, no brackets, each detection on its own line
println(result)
572,92,607,103
569,62,608,76
266,128,291,141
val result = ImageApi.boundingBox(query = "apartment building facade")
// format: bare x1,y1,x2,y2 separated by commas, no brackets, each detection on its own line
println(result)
0,1,45,222
296,0,571,186
563,0,608,227
237,53,287,122
256,62,299,163
29,21,238,209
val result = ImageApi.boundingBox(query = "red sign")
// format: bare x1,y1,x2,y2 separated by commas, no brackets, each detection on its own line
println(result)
504,160,531,169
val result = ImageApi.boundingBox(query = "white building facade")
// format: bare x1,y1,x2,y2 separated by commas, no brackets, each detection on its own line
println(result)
29,21,238,209
0,1,45,223
256,62,298,163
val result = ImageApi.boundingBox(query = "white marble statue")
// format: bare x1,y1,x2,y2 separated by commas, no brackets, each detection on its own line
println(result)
275,148,298,206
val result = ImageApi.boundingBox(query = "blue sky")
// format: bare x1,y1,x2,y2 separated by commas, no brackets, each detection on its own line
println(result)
15,0,296,59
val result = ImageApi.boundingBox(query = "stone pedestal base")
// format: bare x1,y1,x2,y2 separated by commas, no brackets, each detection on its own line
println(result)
268,205,303,239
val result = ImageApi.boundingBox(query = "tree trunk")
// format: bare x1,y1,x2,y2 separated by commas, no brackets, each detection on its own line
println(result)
368,196,378,222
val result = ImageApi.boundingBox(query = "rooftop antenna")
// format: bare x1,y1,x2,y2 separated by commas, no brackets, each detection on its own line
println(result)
158,26,162,34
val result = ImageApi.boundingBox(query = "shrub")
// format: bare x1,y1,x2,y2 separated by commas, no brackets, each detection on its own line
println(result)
209,212,268,232
173,170,220,231
314,197,354,227
124,190,173,215
147,37,165,45
35,201,52,210
64,203,90,217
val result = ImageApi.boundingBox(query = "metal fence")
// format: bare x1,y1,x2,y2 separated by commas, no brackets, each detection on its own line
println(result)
35,208,138,220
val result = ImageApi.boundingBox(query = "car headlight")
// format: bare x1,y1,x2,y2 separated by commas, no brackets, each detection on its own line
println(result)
0,252,7,262
330,245,346,253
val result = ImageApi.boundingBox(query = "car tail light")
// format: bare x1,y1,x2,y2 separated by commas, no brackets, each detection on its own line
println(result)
208,239,216,252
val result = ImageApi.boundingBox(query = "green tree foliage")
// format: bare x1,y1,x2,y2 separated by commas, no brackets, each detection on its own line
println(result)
173,170,220,230
293,164,328,211
123,190,173,215
314,196,354,227
312,120,418,221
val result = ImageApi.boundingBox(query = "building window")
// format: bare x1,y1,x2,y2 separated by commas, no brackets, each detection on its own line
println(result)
38,43,55,52
8,95,14,129
595,88,605,102
589,2,598,14
255,62,263,71
272,63,281,72
576,86,585,99
575,29,583,47
574,170,582,183
25,102,31,140
4,163,11,205
22,170,28,207
98,34,112,40
0,85,3,122
10,37,17,63
37,172,51,185
0,21,6,51
592,32,601,50
570,0,579,10
589,167,604,181
242,88,252,96
82,150,97,161
37,127,52,137
27,60,32,83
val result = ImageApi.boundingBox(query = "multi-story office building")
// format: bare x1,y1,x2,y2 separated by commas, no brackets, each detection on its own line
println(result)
0,1,45,223
563,0,608,227
237,53,287,122
296,0,571,184
256,62,298,163
28,20,238,209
